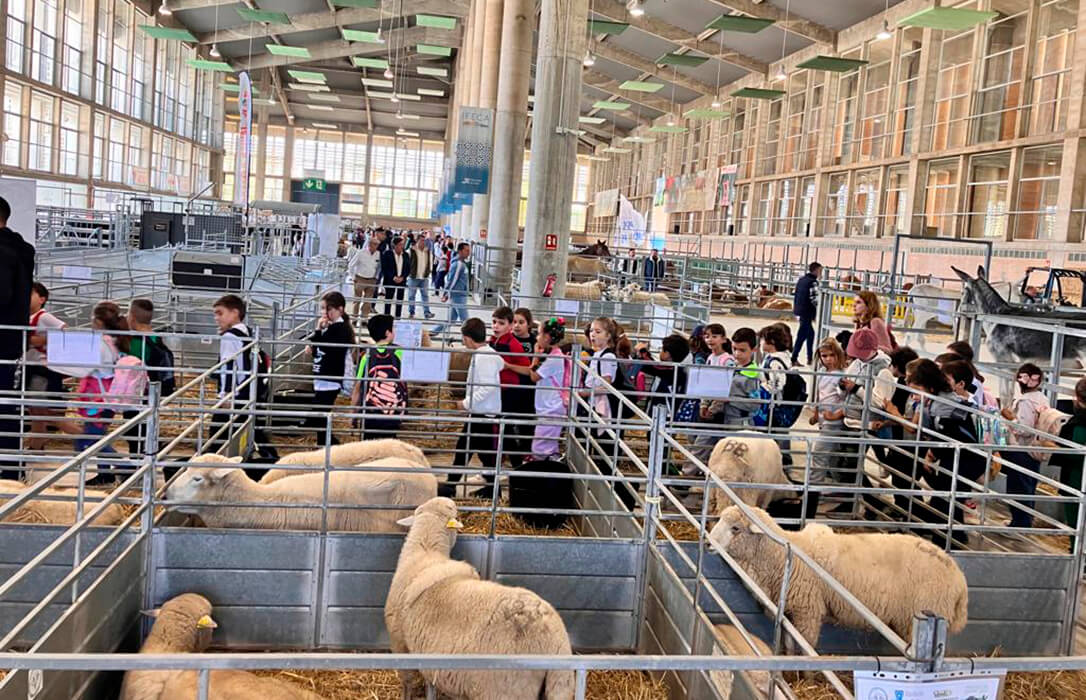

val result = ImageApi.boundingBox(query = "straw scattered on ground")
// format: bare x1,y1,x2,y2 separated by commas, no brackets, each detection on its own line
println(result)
457,498,580,537
658,518,703,542
251,668,666,699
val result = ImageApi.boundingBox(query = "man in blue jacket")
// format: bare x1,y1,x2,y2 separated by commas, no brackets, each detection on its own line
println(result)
791,261,822,366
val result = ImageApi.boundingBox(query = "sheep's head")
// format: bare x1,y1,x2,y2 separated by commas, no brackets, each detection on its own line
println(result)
166,458,244,513
143,593,217,652
397,496,464,551
708,505,774,562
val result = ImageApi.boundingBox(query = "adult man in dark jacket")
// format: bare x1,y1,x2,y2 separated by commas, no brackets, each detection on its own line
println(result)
791,261,822,366
643,249,664,292
381,236,409,317
0,196,34,478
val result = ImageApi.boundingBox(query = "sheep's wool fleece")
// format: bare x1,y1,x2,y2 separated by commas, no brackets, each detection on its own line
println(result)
0,479,123,526
706,436,790,512
259,438,429,484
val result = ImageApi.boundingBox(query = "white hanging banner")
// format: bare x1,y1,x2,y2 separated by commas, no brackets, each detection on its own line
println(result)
616,194,646,248
593,188,619,217
234,71,253,209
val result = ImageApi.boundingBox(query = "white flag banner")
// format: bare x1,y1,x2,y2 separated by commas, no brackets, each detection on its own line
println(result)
616,194,646,248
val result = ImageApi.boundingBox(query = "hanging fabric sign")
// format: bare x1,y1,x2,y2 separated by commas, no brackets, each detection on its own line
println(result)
453,107,494,195
616,194,647,247
718,165,738,208
234,71,253,209
594,188,620,217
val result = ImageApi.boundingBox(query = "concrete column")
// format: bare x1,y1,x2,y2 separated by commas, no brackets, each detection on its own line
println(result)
453,6,475,239
459,0,487,239
521,0,589,298
486,0,533,290
470,0,504,250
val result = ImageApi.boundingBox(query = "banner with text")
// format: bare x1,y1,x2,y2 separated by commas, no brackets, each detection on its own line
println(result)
453,107,494,195
234,71,253,208
616,194,647,248
594,188,620,217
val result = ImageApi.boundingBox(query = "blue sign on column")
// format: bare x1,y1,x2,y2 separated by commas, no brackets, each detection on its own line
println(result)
453,107,493,195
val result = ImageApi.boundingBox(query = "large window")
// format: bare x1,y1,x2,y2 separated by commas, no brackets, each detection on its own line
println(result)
883,166,909,236
858,40,891,161
925,158,961,237
974,0,1028,144
823,174,849,236
7,0,27,72
1030,0,1076,135
28,91,54,171
850,169,879,236
59,101,81,176
31,0,58,85
759,100,782,176
832,61,862,164
3,83,24,167
343,133,368,183
1015,145,1061,240
62,0,84,95
932,28,975,150
892,28,923,156
966,152,1011,238
263,126,287,201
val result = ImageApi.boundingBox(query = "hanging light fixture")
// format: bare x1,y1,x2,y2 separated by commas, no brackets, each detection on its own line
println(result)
375,27,384,43
666,114,676,127
384,67,394,79
876,0,892,40
209,44,221,57
390,94,400,103
774,67,786,82
583,50,595,67
774,0,789,84
710,29,723,108
158,0,171,15
627,0,645,18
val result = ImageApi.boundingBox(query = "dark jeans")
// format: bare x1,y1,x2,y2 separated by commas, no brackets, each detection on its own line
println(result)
123,409,158,460
384,284,406,317
306,388,341,446
921,457,986,549
792,316,816,365
1004,449,1040,528
440,419,498,495
433,269,447,291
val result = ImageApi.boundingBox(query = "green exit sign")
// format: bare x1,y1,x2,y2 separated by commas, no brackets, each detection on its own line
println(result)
303,178,326,192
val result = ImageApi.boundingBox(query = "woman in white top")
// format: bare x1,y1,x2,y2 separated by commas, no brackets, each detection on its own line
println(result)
1000,363,1049,528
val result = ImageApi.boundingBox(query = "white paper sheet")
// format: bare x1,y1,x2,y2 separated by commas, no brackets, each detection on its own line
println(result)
554,298,580,316
47,330,102,376
400,348,450,383
651,304,673,351
393,319,423,349
687,365,733,399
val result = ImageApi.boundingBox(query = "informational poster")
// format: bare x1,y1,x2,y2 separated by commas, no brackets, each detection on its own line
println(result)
234,71,253,209
48,330,101,376
853,671,1004,700
554,298,580,317
401,347,450,383
453,107,494,195
393,320,423,349
687,365,733,399
0,177,38,246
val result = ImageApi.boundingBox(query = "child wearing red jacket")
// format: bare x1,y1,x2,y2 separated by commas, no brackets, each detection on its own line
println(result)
490,306,533,466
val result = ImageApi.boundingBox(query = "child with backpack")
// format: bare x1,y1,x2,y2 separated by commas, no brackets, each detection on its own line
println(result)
723,327,760,427
752,323,807,430
211,294,272,474
351,314,407,439
634,334,693,421
123,298,175,457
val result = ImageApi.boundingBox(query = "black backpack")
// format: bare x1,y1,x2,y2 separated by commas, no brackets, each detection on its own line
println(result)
144,337,177,397
223,327,271,403
361,347,407,417
775,363,808,428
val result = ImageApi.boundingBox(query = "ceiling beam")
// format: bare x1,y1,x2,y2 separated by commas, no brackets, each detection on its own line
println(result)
593,3,766,75
236,26,458,70
702,0,836,46
196,0,468,45
591,43,716,96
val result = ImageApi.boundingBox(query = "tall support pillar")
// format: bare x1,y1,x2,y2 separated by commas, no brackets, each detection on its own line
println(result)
470,0,504,250
459,0,487,239
521,0,589,298
486,0,534,291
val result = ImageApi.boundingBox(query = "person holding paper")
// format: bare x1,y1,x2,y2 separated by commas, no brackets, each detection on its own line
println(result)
687,323,736,471
438,318,503,499
352,314,406,439
0,196,33,477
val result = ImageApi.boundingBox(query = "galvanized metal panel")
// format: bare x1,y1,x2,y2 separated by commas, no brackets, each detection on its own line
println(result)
154,528,317,569
321,607,388,649
154,568,313,607
495,574,637,611
209,606,313,649
0,525,136,567
953,553,1073,589
324,571,395,607
491,538,639,576
968,587,1065,622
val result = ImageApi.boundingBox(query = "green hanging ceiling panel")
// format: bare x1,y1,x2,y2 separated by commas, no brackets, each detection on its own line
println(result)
619,80,664,93
352,56,389,69
417,66,448,77
588,19,629,35
362,78,394,88
343,29,383,43
332,0,378,7
649,124,688,134
579,115,607,124
732,87,785,99
796,55,869,72
187,58,232,71
706,15,774,33
593,100,630,110
288,69,326,82
220,83,260,94
622,136,656,144
684,108,728,119
266,44,311,58
139,25,196,41
417,44,453,56
898,7,998,31
416,14,458,30
236,7,291,24
657,52,707,67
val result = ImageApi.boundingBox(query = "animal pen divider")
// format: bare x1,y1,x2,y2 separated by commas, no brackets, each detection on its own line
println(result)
1,345,1086,699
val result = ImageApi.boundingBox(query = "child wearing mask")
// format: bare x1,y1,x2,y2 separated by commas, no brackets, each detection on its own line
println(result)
999,363,1047,528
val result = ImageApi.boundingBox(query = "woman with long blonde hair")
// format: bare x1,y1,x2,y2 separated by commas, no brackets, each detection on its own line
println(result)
852,290,892,352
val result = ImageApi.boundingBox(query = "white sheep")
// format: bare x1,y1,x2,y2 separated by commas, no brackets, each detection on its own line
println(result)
166,456,436,533
119,592,324,700
709,506,969,649
704,435,792,514
257,439,430,484
562,280,606,301
386,497,575,700
618,283,671,306
0,479,124,526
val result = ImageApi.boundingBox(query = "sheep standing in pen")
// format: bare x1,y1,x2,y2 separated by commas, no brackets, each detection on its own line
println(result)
166,455,436,532
119,593,325,700
618,283,671,307
0,480,124,526
385,497,575,700
257,438,429,484
704,435,792,514
562,279,606,301
709,506,969,650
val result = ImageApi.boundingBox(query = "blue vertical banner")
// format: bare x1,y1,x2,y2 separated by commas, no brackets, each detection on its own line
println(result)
234,71,253,209
453,107,493,195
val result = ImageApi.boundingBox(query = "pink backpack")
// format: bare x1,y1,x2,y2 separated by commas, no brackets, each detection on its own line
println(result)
105,355,149,405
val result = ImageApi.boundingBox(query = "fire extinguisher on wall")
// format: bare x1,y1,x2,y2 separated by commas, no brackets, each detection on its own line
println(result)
541,273,557,298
